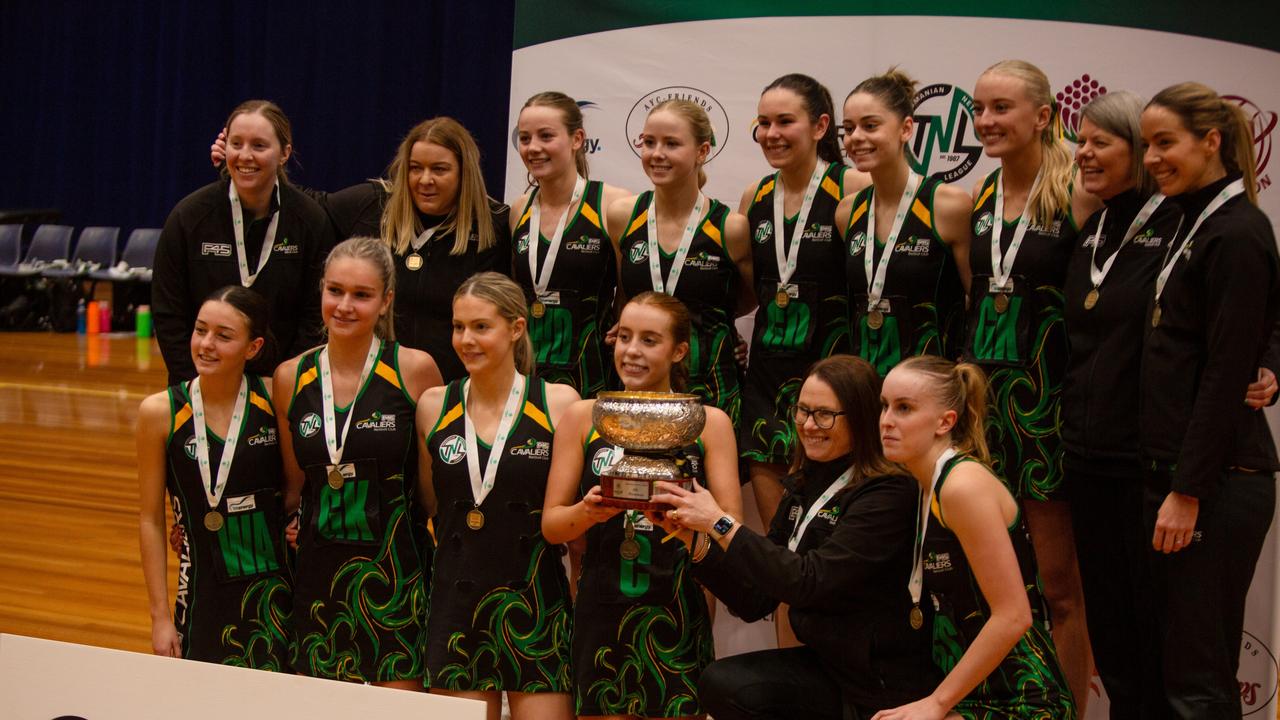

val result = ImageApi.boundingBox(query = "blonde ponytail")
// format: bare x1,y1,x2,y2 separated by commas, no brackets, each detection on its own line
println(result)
897,356,991,464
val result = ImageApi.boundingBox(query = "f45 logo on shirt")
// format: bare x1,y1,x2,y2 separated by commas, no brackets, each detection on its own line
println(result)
201,242,233,257
438,434,466,464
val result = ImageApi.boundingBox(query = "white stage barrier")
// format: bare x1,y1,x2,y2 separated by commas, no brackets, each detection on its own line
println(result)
0,633,484,720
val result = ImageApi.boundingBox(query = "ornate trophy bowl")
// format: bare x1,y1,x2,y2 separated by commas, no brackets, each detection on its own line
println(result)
593,392,705,510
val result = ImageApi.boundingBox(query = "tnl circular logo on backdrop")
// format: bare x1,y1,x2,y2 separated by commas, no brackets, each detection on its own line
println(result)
510,99,604,156
627,86,729,162
908,83,983,183
1239,630,1279,715
1224,95,1277,185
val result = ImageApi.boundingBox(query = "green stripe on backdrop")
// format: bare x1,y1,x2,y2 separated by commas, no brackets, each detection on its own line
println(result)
514,1,1279,53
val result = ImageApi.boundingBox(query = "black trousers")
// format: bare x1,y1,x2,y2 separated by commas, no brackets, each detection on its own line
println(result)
1143,470,1275,720
1068,460,1168,719
698,647,875,720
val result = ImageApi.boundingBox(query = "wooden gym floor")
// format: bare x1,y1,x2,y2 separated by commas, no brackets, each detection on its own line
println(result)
0,331,171,653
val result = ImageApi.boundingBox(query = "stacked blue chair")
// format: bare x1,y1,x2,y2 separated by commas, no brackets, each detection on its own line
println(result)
43,226,119,284
0,224,73,278
91,228,159,283
0,225,20,272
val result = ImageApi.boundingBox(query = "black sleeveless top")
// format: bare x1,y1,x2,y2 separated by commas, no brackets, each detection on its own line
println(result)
843,175,964,375
619,192,741,421
745,162,852,358
285,339,428,681
165,374,290,667
923,454,1074,717
512,180,616,396
423,375,573,691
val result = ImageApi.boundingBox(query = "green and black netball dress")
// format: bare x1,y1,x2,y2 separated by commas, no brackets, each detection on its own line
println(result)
924,453,1075,719
165,375,290,668
619,192,742,423
844,174,965,376
574,428,713,717
741,163,851,464
424,375,573,692
287,340,428,682
964,169,1077,501
513,179,616,398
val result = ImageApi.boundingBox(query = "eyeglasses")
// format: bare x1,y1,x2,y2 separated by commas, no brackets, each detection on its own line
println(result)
791,404,846,429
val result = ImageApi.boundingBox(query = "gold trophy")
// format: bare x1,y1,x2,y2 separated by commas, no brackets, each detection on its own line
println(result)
592,391,705,510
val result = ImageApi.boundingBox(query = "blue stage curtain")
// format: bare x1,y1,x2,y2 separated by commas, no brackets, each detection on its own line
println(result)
0,0,515,232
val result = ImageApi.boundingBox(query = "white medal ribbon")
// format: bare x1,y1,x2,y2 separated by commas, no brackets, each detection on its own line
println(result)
773,163,827,289
1154,178,1246,307
909,447,958,610
318,338,382,469
990,166,1044,290
1088,194,1165,289
463,372,526,507
646,191,706,295
228,181,281,288
863,171,922,311
528,175,587,298
410,226,437,252
787,466,854,552
190,375,249,511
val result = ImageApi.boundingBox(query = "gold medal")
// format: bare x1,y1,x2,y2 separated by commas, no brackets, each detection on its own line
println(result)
466,508,485,530
1084,288,1100,310
620,538,641,561
327,467,345,490
775,289,790,308
531,301,545,319
1151,305,1162,328
867,309,884,330
204,510,224,532
910,604,924,630
993,293,1010,314
405,253,423,271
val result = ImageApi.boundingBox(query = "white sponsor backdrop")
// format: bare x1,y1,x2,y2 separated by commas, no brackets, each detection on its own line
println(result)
508,14,1280,718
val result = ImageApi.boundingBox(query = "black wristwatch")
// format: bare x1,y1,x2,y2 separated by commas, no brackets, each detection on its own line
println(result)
709,515,736,541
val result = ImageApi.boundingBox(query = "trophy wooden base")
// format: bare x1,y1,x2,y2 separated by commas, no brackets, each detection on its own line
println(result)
599,475,694,511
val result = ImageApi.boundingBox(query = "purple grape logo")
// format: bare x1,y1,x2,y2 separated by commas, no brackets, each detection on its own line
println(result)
1224,95,1277,193
1055,75,1108,143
